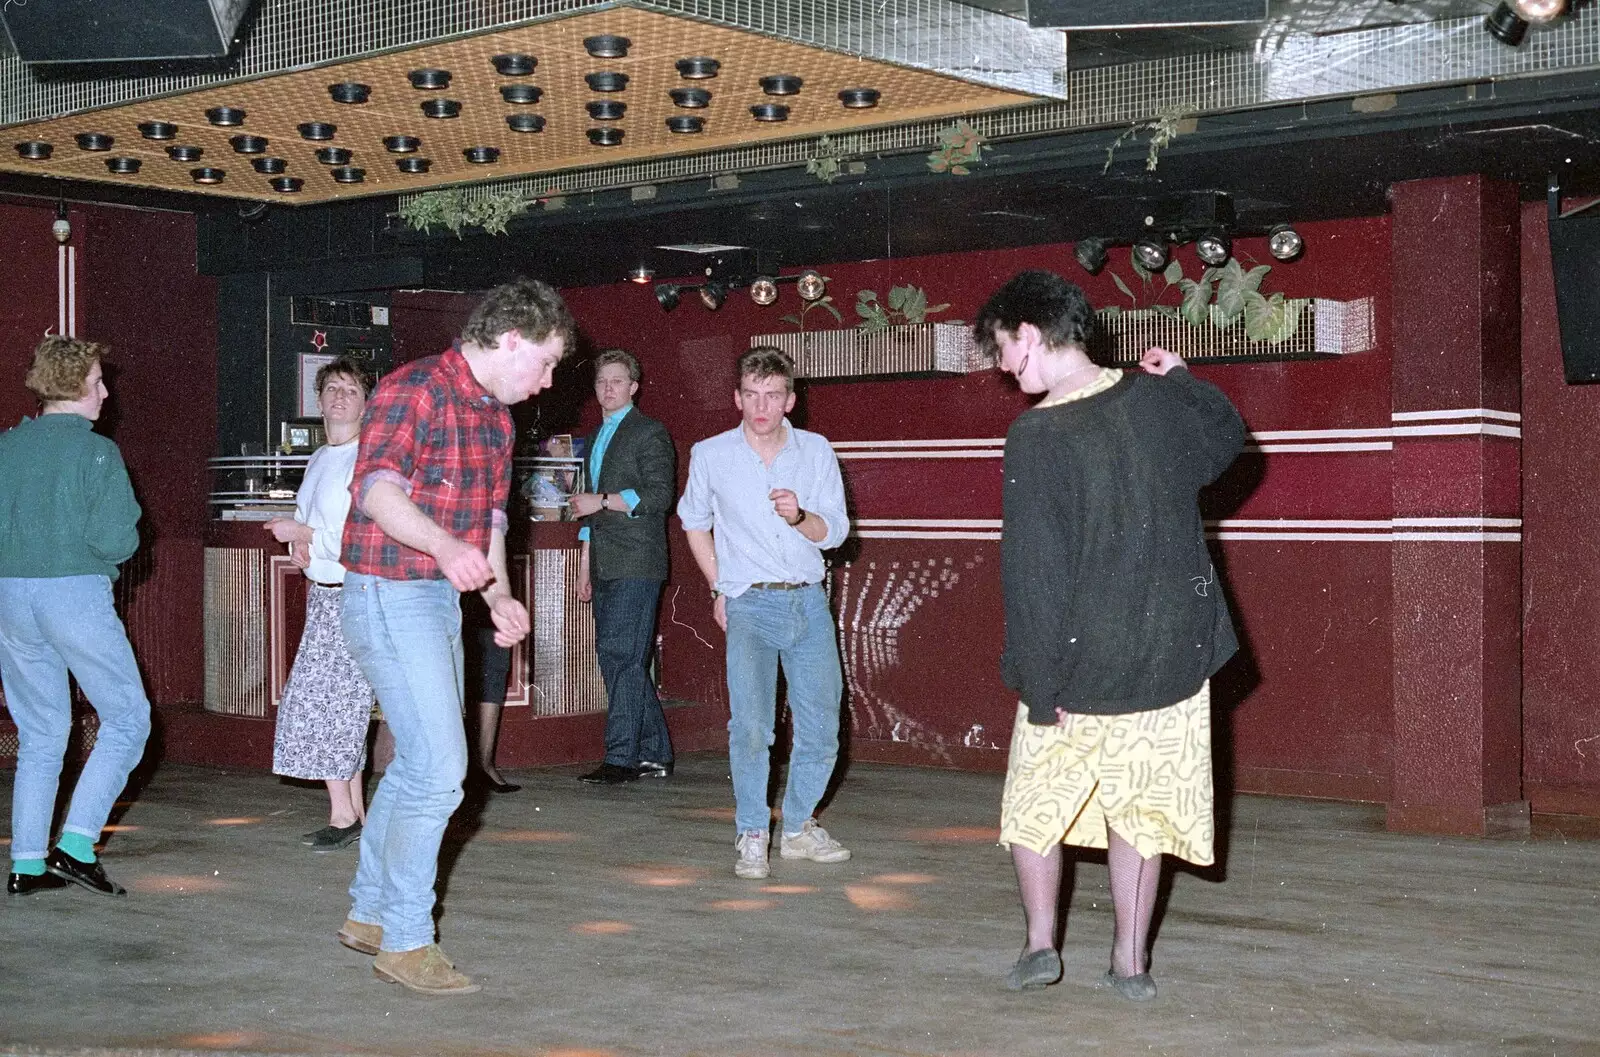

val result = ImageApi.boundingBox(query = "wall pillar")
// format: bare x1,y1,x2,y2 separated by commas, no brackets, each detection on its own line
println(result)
1388,175,1526,836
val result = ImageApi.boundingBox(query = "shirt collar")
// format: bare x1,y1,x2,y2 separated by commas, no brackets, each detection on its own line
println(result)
445,341,505,411
601,403,634,426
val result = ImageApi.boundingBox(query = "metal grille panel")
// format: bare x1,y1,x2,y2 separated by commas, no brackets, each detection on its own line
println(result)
203,547,269,718
1095,297,1376,364
751,321,993,379
529,548,606,717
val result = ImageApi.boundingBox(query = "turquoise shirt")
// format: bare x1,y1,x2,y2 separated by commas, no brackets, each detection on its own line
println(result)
578,403,639,542
0,413,142,580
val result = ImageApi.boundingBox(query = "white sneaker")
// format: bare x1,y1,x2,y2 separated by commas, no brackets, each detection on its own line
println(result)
735,830,770,879
779,819,851,863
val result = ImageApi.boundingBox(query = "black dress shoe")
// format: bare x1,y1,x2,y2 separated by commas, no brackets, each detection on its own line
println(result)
577,763,640,785
8,871,70,896
466,772,521,793
636,760,673,779
45,849,126,897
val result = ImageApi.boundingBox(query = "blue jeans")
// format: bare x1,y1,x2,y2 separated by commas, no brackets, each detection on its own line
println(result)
724,583,843,837
341,573,465,953
593,577,670,767
0,576,151,863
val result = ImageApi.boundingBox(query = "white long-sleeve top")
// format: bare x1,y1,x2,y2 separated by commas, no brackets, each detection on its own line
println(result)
295,439,359,584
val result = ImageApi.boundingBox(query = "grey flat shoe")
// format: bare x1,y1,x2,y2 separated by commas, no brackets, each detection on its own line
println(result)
1005,948,1063,990
1104,969,1158,1001
306,821,362,851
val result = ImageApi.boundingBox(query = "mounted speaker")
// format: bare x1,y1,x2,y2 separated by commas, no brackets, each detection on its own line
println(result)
1027,0,1267,29
1,0,257,62
1549,212,1600,384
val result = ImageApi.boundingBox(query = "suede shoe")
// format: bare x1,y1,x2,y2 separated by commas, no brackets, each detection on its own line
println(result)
45,849,125,896
8,871,70,896
373,944,481,995
1104,969,1158,1002
578,763,640,785
337,918,382,955
1005,948,1063,990
303,822,362,851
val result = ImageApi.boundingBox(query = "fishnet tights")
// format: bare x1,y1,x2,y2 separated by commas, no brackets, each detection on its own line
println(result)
1011,827,1161,976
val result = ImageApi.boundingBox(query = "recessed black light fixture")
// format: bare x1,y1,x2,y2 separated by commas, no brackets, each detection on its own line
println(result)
1073,237,1109,275
676,57,719,79
585,72,628,92
421,99,461,118
587,127,624,146
167,144,203,162
298,122,337,140
270,176,304,193
191,167,226,184
666,115,704,133
329,82,371,104
506,113,546,133
331,166,366,183
105,156,141,174
206,106,246,126
396,156,432,174
655,283,681,310
491,53,536,76
15,141,53,160
230,134,268,154
316,146,352,165
463,146,500,164
138,121,177,140
584,34,630,58
75,132,113,151
760,74,802,96
500,84,542,105
670,87,711,108
838,87,881,108
383,135,420,153
251,156,287,174
750,103,789,122
587,100,626,121
408,68,451,90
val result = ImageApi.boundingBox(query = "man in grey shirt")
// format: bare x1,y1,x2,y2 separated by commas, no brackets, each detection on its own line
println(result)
678,346,851,880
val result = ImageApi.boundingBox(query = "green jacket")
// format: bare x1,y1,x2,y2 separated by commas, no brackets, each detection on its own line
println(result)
0,413,142,580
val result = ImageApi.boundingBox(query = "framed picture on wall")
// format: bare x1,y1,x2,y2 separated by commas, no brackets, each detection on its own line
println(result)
298,352,337,418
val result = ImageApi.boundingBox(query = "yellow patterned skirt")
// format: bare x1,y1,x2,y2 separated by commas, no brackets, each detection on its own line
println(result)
998,681,1214,865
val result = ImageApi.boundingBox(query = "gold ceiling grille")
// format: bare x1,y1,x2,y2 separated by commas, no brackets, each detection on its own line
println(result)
0,8,1036,204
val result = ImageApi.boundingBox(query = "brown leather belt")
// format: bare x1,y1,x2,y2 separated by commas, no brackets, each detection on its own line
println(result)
748,582,810,591
309,580,343,590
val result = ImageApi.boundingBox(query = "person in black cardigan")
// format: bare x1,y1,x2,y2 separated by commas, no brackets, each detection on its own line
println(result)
977,270,1246,1001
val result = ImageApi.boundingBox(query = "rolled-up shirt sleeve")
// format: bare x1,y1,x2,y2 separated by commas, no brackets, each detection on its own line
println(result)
677,443,714,532
808,445,849,551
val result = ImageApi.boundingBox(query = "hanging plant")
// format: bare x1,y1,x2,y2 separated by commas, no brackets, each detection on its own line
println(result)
854,284,951,334
927,121,989,175
397,187,541,237
1098,254,1300,344
1102,104,1195,175
805,134,864,184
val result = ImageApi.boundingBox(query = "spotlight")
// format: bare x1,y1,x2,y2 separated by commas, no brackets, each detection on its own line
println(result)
1514,0,1564,21
1267,223,1304,262
698,280,727,311
1195,228,1232,267
1131,235,1168,272
627,264,654,284
749,276,779,306
1073,237,1109,275
51,200,70,245
795,270,826,302
655,283,681,311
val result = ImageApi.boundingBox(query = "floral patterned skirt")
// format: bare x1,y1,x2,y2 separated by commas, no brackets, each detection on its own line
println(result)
271,584,373,780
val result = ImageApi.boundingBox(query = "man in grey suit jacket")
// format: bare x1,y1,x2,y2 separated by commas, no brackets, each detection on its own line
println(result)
570,349,677,784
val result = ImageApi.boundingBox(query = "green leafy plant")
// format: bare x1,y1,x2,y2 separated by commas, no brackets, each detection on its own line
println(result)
854,284,951,335
397,187,545,237
780,280,845,332
927,121,990,175
1102,104,1194,175
805,134,863,184
1097,254,1300,344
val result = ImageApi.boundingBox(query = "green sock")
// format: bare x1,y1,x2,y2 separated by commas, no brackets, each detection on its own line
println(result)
11,858,46,876
56,833,97,863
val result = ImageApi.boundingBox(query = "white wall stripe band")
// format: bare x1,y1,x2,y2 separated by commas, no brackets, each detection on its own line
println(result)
1392,408,1521,423
846,519,1521,542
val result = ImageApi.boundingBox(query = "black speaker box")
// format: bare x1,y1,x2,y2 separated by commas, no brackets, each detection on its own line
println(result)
1027,0,1267,30
1,0,256,62
1549,213,1600,384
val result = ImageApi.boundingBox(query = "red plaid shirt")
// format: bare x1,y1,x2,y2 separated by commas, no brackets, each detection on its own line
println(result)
341,346,513,580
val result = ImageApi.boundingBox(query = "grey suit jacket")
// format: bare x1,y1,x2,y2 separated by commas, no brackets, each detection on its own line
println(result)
586,407,675,582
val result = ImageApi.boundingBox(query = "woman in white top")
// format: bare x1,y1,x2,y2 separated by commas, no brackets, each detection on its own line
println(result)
267,356,375,852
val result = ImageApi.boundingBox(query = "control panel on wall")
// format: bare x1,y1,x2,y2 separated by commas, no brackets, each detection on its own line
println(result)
269,294,393,435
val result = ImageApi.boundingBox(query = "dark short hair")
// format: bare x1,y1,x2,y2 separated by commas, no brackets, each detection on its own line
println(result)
736,346,795,391
315,354,373,397
25,336,105,403
460,277,577,357
594,348,640,383
973,270,1095,358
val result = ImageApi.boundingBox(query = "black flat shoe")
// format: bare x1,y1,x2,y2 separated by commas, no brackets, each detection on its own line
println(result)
578,763,640,785
8,871,70,896
1104,969,1158,1002
467,773,521,793
45,849,126,896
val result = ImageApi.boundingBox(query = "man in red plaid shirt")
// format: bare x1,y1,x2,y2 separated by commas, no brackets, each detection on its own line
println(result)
336,279,575,996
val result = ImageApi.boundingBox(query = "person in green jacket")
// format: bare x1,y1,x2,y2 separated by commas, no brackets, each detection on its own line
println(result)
0,336,150,898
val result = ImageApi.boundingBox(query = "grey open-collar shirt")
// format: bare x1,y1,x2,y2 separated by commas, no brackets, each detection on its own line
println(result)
678,419,849,598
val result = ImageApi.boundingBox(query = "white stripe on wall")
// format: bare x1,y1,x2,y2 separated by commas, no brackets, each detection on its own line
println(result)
1392,408,1521,423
